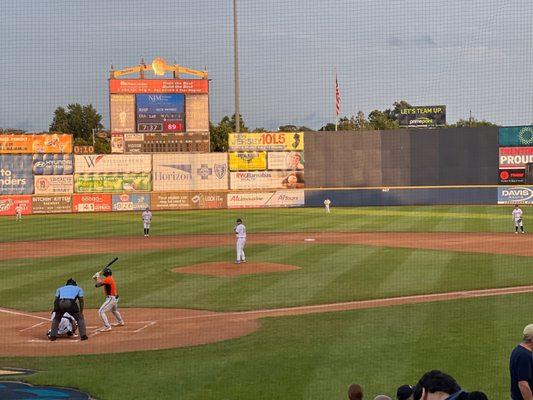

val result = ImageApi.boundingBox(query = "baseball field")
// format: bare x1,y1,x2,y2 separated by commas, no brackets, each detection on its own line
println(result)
0,205,532,399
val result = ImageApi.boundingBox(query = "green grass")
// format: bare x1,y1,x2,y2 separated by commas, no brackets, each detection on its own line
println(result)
1,293,528,399
0,205,528,242
0,205,531,399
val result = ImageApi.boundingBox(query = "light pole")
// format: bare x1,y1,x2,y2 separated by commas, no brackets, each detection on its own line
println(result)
233,0,240,133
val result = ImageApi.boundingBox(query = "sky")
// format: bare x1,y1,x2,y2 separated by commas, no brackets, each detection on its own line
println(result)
0,0,532,132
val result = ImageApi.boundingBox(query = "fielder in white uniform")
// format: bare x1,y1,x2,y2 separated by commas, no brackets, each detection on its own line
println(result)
234,218,247,264
142,207,153,237
47,312,77,338
15,204,22,221
512,205,525,234
324,198,331,213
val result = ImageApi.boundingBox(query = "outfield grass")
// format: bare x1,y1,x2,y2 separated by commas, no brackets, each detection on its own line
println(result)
0,205,528,242
0,206,530,399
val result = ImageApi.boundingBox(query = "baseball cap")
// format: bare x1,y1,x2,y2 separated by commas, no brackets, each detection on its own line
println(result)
523,324,533,337
396,385,413,400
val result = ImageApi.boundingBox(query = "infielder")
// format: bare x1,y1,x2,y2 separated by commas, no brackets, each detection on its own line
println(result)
15,204,22,221
47,312,77,339
93,266,124,331
142,207,153,237
324,198,331,213
512,204,525,234
234,218,247,264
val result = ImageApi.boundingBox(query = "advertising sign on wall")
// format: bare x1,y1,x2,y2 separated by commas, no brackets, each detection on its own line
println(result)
498,186,533,204
229,171,305,189
110,94,136,133
189,192,227,209
32,154,73,175
0,155,33,194
32,134,73,154
0,195,32,216
152,153,228,190
72,194,112,212
227,190,305,208
185,94,209,132
499,147,533,168
267,151,305,170
74,155,152,173
34,175,74,194
109,79,209,94
112,193,150,211
229,132,304,151
398,106,446,127
151,192,193,210
123,133,144,153
228,152,267,171
74,173,151,193
111,134,124,154
499,126,533,147
0,135,33,153
136,94,185,133
32,195,72,214
499,169,526,185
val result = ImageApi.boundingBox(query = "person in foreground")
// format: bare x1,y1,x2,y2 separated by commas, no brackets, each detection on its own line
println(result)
413,370,468,400
49,278,88,341
510,324,533,400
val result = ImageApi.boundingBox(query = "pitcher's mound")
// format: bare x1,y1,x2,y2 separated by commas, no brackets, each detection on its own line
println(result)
173,262,301,277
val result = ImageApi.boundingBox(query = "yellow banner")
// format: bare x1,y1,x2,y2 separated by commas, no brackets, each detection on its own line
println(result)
229,151,267,171
229,132,304,151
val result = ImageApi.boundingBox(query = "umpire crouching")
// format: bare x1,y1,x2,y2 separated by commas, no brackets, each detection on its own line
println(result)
49,278,88,341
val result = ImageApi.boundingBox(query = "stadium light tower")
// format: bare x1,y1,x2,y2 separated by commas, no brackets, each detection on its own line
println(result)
233,0,241,133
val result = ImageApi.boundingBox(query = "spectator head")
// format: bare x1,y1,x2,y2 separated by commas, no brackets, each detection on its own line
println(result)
523,324,533,343
396,384,414,400
374,396,392,400
413,370,462,399
348,384,363,400
468,392,488,400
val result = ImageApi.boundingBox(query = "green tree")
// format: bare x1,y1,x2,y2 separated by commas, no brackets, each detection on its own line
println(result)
49,103,103,142
447,118,498,128
368,109,400,130
209,114,248,152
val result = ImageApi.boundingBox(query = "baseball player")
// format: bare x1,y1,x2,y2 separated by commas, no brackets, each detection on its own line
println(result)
234,218,247,264
47,312,77,339
142,207,152,237
15,204,22,221
324,198,331,213
93,266,124,331
512,204,525,234
49,278,88,341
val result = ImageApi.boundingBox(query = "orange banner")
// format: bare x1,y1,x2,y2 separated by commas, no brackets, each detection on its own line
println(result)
109,79,209,94
32,134,73,154
0,135,33,153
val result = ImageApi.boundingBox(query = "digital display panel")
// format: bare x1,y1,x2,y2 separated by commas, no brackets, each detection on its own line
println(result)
136,94,185,133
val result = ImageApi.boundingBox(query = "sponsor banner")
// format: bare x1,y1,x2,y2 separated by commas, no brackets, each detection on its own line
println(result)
499,147,533,168
228,152,267,171
189,191,227,209
109,79,209,94
74,173,151,193
498,186,533,204
110,94,136,133
0,135,33,153
32,154,74,175
124,133,144,153
32,195,72,214
499,126,533,147
0,195,32,216
229,132,304,151
136,94,185,133
111,133,124,154
151,192,192,210
227,190,305,208
0,155,33,194
34,175,74,194
267,151,305,170
185,94,209,132
398,105,446,127
0,134,73,154
499,169,526,185
112,193,150,211
74,154,152,173
152,153,228,190
72,194,112,212
230,171,305,189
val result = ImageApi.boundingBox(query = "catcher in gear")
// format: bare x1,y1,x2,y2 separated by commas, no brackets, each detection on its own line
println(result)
93,267,124,331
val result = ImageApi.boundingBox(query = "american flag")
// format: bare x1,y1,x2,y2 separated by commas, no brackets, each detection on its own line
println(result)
335,73,341,116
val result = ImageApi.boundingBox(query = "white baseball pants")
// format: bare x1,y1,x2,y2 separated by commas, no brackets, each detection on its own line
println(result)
236,238,246,261
98,296,123,328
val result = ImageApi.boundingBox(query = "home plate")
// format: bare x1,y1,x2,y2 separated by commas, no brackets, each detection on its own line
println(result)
304,238,316,242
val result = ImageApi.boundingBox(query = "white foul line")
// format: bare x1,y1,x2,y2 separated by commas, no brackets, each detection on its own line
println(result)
0,308,49,321
133,321,156,333
19,322,46,332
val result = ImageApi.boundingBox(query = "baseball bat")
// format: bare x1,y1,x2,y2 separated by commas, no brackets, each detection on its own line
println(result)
97,257,118,275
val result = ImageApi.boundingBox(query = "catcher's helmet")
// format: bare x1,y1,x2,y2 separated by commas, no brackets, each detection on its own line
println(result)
66,278,77,286
102,267,112,277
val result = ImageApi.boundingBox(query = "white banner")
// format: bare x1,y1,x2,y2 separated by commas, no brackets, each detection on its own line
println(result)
185,94,209,132
267,151,304,170
152,153,228,190
227,190,305,208
230,171,305,189
34,175,74,194
74,154,152,173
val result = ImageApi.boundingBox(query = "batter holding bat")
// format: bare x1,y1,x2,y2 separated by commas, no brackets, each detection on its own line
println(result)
92,258,124,331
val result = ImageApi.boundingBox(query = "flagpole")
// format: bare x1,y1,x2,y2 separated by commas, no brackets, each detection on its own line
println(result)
334,67,338,131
